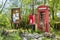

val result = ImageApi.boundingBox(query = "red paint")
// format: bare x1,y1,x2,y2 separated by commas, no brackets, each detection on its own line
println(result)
38,5,50,32
29,15,35,25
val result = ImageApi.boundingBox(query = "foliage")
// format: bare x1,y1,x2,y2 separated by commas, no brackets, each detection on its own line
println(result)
20,13,32,29
2,32,21,40
0,14,11,29
0,28,22,40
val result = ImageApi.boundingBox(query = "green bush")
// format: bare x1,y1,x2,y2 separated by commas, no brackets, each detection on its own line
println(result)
0,14,11,29
0,29,22,40
2,32,21,40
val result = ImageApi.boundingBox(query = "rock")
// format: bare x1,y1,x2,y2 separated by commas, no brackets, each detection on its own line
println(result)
1,30,9,36
56,37,60,40
31,39,37,40
38,36,44,40
22,32,31,40
19,32,23,38
50,33,55,38
38,38,42,40
23,37,27,40
33,33,40,39
44,32,50,37
24,32,29,37
34,34,42,39
19,32,44,40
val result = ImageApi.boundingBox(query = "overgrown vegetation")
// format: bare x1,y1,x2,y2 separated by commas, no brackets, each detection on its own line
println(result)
0,0,60,40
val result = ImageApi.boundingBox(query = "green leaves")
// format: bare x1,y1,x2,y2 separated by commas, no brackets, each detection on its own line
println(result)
0,14,11,28
22,0,32,5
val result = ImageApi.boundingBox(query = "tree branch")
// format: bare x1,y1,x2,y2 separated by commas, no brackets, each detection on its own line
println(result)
0,0,7,13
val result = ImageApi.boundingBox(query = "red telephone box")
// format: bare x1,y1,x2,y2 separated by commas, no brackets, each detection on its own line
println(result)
38,5,50,32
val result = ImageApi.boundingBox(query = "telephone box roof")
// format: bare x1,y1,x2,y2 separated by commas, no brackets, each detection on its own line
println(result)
38,5,50,11
38,5,49,8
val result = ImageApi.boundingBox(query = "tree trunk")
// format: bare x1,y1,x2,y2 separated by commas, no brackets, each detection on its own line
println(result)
32,0,34,14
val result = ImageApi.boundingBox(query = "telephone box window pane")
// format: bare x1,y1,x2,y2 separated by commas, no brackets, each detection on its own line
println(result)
40,12,45,27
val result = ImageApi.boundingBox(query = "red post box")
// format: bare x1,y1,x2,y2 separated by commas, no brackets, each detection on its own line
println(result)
29,14,35,31
29,14,35,25
37,5,50,32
